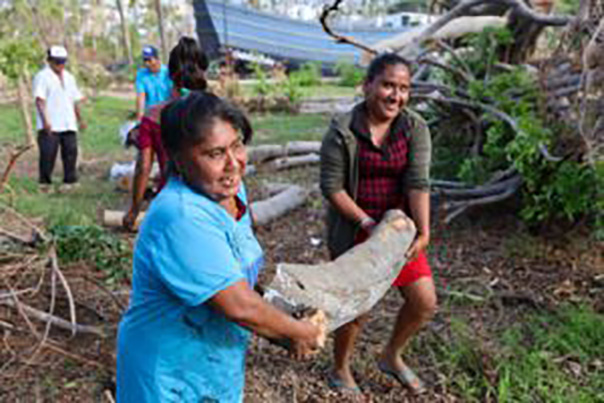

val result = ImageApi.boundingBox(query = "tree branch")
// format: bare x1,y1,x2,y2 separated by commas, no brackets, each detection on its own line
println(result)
0,299,107,338
393,0,573,56
319,0,378,55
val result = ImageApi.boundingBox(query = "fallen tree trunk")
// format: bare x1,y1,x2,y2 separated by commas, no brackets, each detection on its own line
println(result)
251,185,310,226
366,16,507,62
245,153,320,176
247,141,321,164
263,210,416,332
263,154,320,171
103,184,311,229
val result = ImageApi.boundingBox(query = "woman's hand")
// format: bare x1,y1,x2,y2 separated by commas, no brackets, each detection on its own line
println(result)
405,232,430,261
290,310,327,359
359,216,377,234
123,207,140,232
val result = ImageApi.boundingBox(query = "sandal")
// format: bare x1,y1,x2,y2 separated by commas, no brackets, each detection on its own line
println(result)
326,373,362,395
377,361,426,395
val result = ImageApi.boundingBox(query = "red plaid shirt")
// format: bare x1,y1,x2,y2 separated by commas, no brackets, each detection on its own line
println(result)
352,104,410,221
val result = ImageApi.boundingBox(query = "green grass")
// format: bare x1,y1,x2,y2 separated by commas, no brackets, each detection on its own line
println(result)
0,96,133,156
0,96,330,226
79,96,133,155
251,113,330,144
416,305,604,402
0,96,133,227
2,175,125,227
0,102,29,144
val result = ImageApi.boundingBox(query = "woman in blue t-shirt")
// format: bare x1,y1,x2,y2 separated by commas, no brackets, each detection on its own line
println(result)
117,92,325,403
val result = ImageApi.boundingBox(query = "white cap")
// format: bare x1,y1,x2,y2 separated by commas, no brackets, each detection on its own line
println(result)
49,45,68,59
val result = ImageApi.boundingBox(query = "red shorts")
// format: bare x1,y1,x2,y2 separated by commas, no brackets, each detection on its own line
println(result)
354,232,432,288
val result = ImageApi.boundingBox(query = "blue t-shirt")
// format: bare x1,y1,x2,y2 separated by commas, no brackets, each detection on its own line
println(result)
135,65,172,109
117,177,264,403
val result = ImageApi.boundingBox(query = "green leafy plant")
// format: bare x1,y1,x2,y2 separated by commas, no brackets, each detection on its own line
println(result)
51,225,131,284
0,38,41,81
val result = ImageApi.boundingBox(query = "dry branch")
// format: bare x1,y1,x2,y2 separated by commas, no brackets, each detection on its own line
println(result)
0,145,33,193
0,299,107,338
49,247,77,337
437,174,522,199
369,16,507,61
390,0,571,57
443,176,522,223
319,0,378,56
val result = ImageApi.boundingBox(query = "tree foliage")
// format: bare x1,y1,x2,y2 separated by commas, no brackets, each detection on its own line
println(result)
426,27,601,229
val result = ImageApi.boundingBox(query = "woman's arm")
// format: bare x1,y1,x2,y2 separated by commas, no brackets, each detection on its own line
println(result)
405,189,430,259
329,191,375,231
210,281,324,352
123,147,153,230
320,122,375,231
403,111,432,258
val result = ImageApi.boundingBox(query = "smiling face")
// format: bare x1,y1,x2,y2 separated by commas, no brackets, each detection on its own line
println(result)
177,118,247,204
363,63,411,123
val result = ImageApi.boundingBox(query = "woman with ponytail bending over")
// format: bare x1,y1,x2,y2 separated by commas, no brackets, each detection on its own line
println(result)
123,37,210,230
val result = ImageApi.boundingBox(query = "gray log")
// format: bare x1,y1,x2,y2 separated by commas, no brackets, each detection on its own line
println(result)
263,210,416,332
247,142,321,164
251,185,310,226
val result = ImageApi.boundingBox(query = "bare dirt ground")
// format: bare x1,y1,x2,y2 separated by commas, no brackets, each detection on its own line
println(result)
0,164,602,402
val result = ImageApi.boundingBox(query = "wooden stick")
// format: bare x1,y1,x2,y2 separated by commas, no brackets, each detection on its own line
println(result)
1,299,107,338
0,145,32,193
44,341,107,369
49,247,78,337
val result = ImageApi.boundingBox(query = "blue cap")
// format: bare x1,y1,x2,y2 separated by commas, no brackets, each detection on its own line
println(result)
142,45,159,60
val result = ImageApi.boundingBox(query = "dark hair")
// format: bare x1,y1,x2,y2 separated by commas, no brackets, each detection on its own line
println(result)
365,53,412,83
161,91,252,162
168,37,209,91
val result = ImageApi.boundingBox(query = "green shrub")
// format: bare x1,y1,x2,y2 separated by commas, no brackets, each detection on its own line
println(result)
334,60,364,87
279,75,303,111
290,62,321,87
449,27,603,231
252,62,272,97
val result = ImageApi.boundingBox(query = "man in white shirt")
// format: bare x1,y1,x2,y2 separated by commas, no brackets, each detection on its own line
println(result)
33,45,86,191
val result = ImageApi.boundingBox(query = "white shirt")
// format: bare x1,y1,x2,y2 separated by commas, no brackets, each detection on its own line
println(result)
33,66,84,132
